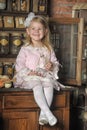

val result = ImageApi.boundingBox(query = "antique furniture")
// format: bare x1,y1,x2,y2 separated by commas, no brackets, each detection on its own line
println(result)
0,88,70,130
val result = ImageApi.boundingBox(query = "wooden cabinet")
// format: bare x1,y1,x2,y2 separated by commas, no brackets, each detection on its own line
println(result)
0,89,70,130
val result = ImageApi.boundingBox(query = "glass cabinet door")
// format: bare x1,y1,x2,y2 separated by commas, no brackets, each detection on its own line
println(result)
49,18,84,86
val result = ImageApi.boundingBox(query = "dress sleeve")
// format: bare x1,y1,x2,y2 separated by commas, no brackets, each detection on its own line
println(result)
50,49,60,79
14,47,30,87
15,47,26,72
15,46,30,78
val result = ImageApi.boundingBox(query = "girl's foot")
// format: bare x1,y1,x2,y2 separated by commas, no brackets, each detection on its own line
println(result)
45,112,57,126
39,114,48,125
39,113,57,126
48,116,57,126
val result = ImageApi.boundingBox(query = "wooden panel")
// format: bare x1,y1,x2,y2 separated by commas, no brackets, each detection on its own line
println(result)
4,95,38,109
42,109,64,130
49,18,80,24
4,91,69,109
0,96,2,109
0,90,70,130
3,111,38,130
52,93,66,108
76,18,84,85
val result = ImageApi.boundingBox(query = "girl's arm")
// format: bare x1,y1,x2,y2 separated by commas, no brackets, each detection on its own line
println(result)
15,47,30,78
14,47,30,87
15,47,26,72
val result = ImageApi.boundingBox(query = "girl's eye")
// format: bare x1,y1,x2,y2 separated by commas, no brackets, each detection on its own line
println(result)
30,27,44,31
38,28,44,31
31,28,35,30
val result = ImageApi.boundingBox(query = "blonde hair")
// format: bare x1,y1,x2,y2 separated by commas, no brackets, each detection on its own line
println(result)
25,16,52,51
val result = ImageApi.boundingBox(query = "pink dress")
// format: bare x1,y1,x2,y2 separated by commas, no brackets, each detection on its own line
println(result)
14,45,65,90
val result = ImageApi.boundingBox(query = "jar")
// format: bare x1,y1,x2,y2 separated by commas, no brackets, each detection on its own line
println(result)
0,32,9,54
20,0,27,11
38,0,47,14
0,16,3,28
0,0,6,10
12,0,18,11
3,62,14,79
0,62,3,75
10,33,22,54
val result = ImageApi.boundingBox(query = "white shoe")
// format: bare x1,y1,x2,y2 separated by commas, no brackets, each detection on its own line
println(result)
48,117,57,126
39,115,48,125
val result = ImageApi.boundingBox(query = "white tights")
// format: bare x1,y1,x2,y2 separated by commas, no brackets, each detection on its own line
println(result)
32,81,56,121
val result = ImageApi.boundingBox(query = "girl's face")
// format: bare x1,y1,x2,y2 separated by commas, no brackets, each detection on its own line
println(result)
26,21,47,42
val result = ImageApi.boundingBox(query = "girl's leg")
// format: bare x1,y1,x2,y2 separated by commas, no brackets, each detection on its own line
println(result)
44,85,54,106
39,86,54,125
33,82,57,126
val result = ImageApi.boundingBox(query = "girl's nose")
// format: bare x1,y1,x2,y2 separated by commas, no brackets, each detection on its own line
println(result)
35,29,39,32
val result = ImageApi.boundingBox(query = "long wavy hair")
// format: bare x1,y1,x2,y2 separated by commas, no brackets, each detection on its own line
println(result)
25,16,52,51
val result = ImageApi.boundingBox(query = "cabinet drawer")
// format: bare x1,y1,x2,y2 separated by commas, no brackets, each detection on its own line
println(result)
4,95,38,109
3,92,69,109
52,92,67,108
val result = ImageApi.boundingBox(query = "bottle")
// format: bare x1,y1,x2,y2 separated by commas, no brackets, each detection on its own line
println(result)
0,62,3,75
12,0,18,11
38,0,47,14
3,62,14,79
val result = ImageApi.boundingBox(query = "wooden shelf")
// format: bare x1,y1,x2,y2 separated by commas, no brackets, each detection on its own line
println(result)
0,54,17,58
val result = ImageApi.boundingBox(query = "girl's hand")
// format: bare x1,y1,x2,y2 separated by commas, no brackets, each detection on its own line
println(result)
28,70,43,77
29,71,37,75
45,62,53,71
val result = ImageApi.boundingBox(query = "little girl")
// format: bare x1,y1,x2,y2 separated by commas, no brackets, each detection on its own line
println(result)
14,12,65,126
